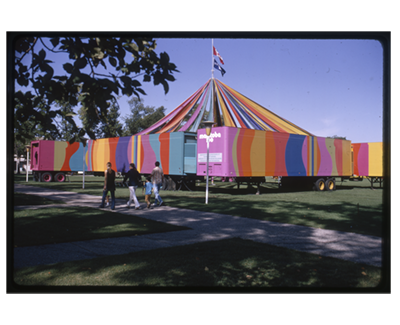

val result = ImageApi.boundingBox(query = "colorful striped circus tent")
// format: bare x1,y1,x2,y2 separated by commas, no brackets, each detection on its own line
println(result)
136,78,313,136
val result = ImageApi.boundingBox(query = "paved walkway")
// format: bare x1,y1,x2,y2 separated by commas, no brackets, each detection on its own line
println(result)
13,184,382,269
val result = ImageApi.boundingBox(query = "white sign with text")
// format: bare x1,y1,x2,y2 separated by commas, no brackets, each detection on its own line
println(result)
198,153,223,163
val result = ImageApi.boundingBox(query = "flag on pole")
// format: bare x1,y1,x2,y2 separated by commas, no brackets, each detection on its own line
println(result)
213,46,224,65
214,59,226,76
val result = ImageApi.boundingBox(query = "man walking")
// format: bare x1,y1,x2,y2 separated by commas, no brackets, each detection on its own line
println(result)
99,162,116,210
123,163,141,210
151,161,164,207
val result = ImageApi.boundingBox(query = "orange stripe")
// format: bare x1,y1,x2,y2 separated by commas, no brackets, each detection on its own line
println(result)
159,133,170,175
241,129,255,176
265,131,276,175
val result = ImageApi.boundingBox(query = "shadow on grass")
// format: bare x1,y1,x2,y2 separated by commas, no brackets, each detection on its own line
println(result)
12,238,383,291
14,192,65,206
14,206,189,247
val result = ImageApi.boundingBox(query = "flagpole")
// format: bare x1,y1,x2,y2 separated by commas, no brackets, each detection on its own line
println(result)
211,38,214,80
211,39,214,118
205,39,215,205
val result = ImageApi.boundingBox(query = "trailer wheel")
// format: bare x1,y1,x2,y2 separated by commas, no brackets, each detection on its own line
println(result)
325,178,336,191
314,178,326,191
54,172,66,182
41,172,53,182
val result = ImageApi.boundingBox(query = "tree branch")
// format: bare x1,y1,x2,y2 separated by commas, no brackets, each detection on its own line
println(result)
38,37,65,53
15,37,38,66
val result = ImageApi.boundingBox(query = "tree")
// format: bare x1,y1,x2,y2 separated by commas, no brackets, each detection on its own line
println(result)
99,100,123,138
78,105,102,139
78,99,123,138
14,98,49,156
328,135,347,140
13,35,178,142
54,99,76,141
123,97,166,136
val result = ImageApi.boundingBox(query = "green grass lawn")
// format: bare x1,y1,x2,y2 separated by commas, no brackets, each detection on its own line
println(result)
12,174,386,289
13,237,382,289
161,180,385,237
14,205,189,247
14,174,385,237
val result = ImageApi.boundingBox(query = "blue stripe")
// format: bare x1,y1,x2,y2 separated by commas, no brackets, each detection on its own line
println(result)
285,134,307,176
69,144,83,171
134,136,138,166
149,134,161,164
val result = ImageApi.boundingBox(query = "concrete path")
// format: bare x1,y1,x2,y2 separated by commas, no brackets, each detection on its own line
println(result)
13,184,382,269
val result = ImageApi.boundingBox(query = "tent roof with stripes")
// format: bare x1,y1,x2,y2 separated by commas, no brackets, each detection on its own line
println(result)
136,78,313,136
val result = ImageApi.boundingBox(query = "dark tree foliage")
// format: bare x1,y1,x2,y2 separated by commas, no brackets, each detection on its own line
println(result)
100,100,123,138
14,98,49,157
123,97,166,136
54,99,76,141
78,99,123,139
14,35,178,142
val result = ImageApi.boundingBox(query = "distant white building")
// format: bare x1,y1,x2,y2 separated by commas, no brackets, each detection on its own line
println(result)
14,155,31,173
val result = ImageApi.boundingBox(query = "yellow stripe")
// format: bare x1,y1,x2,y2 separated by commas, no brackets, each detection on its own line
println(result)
137,135,142,172
215,85,235,127
92,140,98,171
368,142,383,176
85,146,89,168
342,141,352,176
325,138,337,175
54,141,68,170
236,100,274,131
220,81,311,135
232,129,240,176
94,138,110,172
250,130,266,176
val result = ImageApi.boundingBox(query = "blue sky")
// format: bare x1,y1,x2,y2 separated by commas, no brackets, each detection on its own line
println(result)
116,37,384,143
16,36,384,143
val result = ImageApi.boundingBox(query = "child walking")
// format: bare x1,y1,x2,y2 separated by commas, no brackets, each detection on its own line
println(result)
144,177,153,209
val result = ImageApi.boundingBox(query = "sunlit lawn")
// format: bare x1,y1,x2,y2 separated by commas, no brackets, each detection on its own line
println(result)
13,237,382,289
162,179,385,238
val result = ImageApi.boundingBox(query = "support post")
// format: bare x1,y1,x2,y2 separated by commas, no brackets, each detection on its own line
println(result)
82,138,88,189
25,146,30,182
202,120,214,204
206,136,210,204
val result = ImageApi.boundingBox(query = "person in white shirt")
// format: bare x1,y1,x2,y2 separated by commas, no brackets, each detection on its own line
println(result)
150,161,164,206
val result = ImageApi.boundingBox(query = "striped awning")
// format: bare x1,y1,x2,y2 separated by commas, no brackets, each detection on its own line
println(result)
136,79,313,136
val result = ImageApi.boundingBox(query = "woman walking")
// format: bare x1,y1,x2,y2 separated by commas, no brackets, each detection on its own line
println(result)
123,163,141,209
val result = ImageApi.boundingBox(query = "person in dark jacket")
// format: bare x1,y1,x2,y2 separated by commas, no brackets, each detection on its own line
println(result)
99,162,116,210
123,163,141,209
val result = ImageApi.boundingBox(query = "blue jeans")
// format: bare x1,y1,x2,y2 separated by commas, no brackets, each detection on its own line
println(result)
153,183,163,205
101,190,115,209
